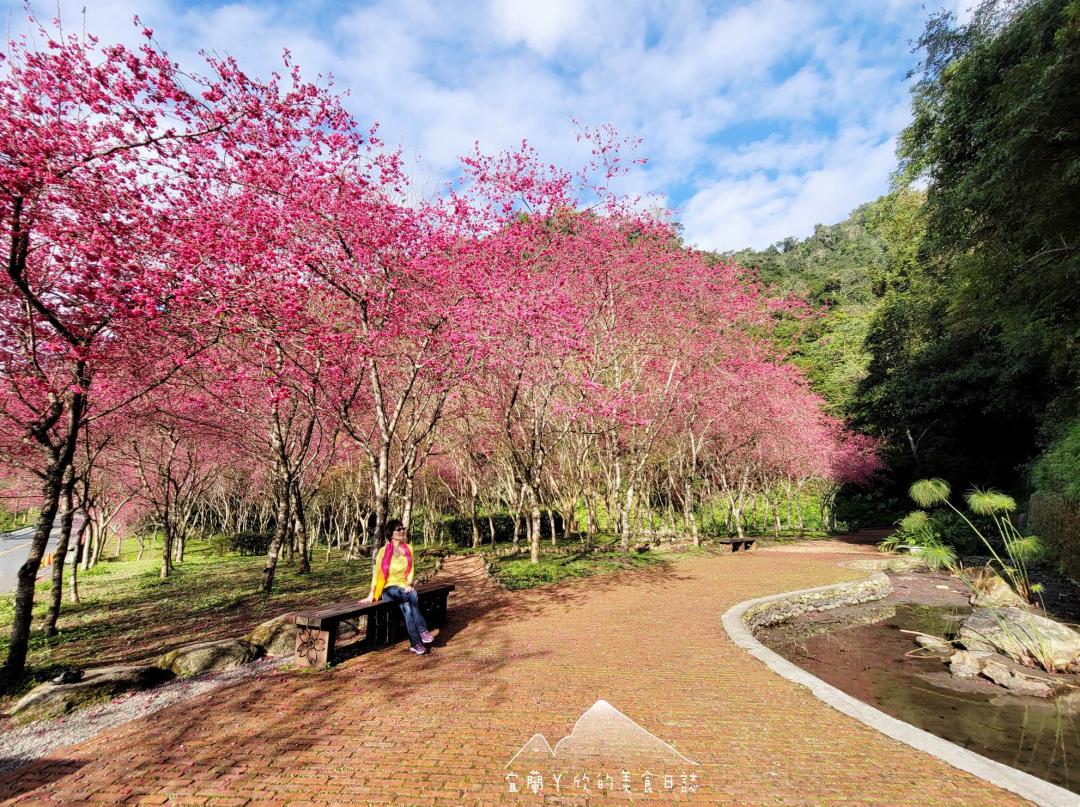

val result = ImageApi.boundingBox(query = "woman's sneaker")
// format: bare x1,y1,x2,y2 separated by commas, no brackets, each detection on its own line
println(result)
420,630,435,644
409,643,428,655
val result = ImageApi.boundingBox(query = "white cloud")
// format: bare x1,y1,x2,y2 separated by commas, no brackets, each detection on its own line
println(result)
4,0,927,250
681,127,900,250
488,0,586,56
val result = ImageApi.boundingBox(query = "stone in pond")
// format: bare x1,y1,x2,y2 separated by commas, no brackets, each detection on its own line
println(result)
915,635,953,653
157,637,264,677
245,614,297,656
959,607,1080,673
979,659,1055,698
12,664,173,723
948,649,993,679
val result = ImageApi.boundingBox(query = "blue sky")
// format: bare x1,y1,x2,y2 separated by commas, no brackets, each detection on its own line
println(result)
4,0,974,250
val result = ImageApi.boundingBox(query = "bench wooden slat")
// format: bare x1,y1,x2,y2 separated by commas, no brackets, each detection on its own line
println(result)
292,582,455,629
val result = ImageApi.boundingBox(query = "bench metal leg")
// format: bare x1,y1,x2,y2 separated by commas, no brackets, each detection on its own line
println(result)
366,608,402,646
364,594,450,648
295,625,337,667
420,592,449,628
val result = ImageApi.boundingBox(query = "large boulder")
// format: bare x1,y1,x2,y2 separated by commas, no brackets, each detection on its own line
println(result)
959,607,1080,672
12,664,173,723
157,637,263,677
962,568,1029,609
245,615,297,656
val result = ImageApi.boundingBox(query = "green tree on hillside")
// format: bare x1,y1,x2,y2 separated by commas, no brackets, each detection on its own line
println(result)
856,0,1079,492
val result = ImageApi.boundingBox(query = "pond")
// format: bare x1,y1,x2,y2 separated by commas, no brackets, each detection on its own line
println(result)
758,589,1080,795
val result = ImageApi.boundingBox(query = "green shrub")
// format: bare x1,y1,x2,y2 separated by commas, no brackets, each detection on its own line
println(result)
206,533,234,556
437,512,564,547
187,530,270,556
1029,491,1080,580
1032,417,1080,503
834,490,906,529
880,513,957,571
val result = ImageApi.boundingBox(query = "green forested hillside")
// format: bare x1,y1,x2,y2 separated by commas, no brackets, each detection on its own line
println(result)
721,0,1079,513
722,194,914,420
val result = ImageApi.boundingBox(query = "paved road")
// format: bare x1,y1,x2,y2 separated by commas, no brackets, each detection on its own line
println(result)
0,516,82,594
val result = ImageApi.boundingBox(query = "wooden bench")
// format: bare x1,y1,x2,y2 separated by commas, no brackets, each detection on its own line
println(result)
288,582,454,667
717,538,756,552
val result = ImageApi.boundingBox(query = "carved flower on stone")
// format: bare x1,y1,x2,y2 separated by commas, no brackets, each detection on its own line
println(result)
296,629,327,664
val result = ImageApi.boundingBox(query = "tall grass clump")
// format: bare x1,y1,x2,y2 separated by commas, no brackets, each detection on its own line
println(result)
906,478,1047,603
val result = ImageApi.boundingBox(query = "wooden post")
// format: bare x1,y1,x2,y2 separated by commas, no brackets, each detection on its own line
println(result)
294,624,336,667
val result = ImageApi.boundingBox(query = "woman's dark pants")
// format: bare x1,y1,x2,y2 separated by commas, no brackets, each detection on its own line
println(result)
380,585,430,646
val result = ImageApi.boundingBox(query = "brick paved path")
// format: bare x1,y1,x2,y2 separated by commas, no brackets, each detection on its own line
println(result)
0,547,1028,806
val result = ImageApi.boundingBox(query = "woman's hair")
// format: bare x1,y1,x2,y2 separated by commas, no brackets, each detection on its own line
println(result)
382,519,405,542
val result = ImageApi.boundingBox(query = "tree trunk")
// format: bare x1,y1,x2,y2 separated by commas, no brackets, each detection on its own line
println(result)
619,485,635,554
43,467,77,636
261,477,292,594
3,456,68,682
372,444,390,554
469,480,480,549
402,473,416,532
529,506,542,564
562,508,574,541
160,521,174,580
81,518,93,571
91,523,106,567
70,516,89,604
685,481,699,546
293,483,310,575
729,495,745,540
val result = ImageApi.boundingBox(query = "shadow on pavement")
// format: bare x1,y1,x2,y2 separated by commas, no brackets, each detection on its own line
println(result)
0,757,86,802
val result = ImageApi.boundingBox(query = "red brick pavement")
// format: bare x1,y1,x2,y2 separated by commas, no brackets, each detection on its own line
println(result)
0,547,1029,806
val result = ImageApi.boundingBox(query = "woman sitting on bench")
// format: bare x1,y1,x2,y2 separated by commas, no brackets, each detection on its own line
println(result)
360,520,434,655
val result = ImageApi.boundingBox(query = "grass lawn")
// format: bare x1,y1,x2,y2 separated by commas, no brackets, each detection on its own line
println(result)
0,536,441,701
489,546,666,589
485,530,838,589
0,527,840,703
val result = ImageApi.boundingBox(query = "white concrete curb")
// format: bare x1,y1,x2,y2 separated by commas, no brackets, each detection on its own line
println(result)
722,577,1080,807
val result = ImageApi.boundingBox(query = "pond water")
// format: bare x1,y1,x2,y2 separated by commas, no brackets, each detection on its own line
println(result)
759,600,1080,795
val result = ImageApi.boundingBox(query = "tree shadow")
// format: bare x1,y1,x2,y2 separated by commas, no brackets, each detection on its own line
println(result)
0,757,86,802
0,555,695,801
